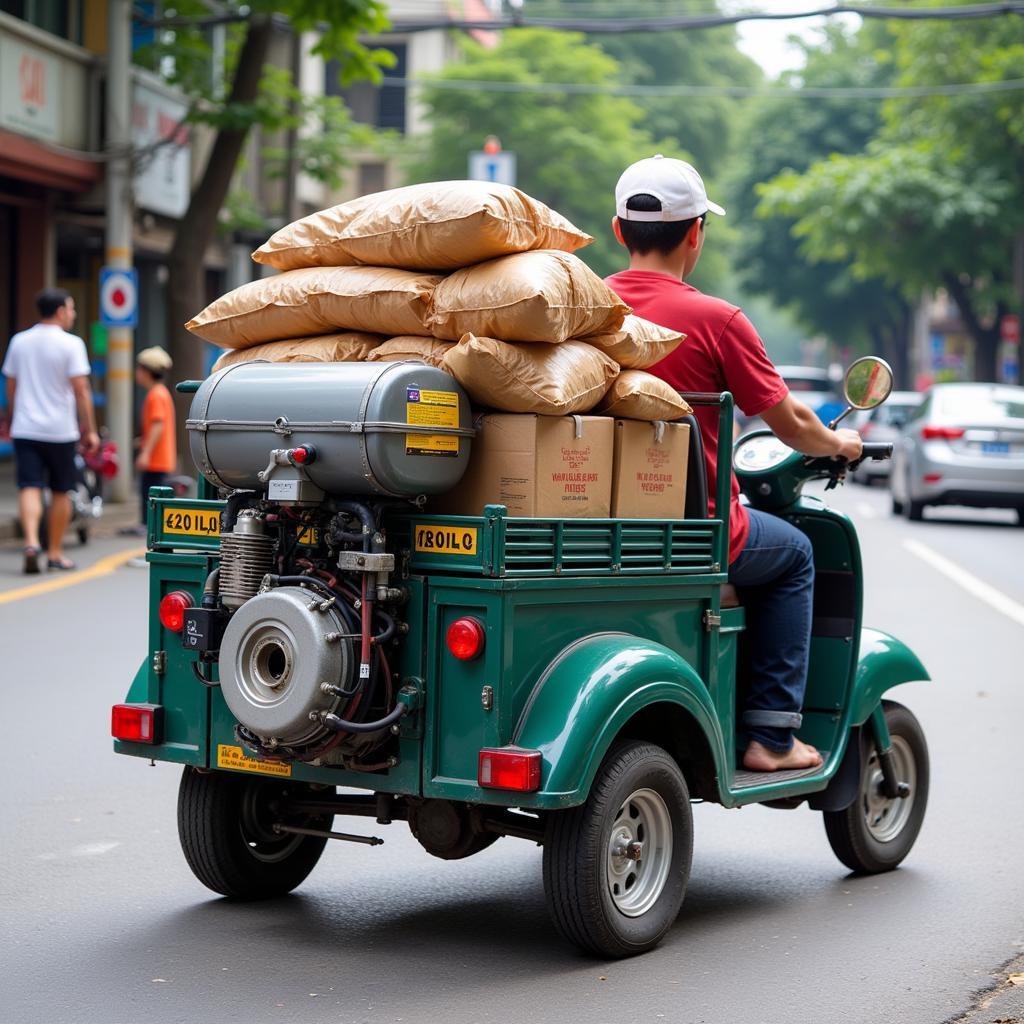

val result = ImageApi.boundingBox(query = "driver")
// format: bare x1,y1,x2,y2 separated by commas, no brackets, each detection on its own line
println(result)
607,155,863,772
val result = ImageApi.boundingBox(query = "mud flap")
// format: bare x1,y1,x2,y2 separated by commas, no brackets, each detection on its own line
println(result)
808,726,863,812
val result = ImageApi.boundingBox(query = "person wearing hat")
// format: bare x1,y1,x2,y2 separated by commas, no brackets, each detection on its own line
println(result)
122,346,176,535
607,155,863,773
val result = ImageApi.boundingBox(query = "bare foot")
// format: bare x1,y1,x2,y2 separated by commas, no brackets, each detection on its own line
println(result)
743,738,823,772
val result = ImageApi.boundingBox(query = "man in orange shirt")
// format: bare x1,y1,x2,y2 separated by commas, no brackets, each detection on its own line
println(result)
123,347,176,535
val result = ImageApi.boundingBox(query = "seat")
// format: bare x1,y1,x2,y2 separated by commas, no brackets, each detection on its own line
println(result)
721,584,740,608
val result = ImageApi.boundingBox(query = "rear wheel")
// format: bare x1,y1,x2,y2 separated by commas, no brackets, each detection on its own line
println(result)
823,701,929,873
543,740,692,958
890,493,904,516
905,498,926,522
177,767,330,898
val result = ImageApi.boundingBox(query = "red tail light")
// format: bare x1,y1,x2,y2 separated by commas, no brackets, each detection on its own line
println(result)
111,703,162,744
446,617,486,661
478,747,542,792
923,473,943,484
922,426,964,440
159,590,193,632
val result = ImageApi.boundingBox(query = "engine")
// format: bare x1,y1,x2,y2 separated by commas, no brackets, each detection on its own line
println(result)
183,360,473,767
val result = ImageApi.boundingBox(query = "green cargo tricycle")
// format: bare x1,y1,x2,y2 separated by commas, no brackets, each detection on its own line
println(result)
113,355,928,958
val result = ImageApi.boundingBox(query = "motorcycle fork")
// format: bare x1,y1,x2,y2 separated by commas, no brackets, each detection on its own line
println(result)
869,704,910,800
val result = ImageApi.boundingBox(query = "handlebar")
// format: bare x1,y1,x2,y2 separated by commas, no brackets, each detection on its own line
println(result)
859,442,894,462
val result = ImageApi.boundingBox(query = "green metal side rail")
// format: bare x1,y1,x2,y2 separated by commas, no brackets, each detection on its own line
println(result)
160,385,736,579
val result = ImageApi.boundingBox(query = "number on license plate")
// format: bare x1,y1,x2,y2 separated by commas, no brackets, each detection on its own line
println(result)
981,441,1010,455
162,507,221,536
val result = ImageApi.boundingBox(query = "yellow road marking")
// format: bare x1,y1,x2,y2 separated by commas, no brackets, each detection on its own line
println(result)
0,547,145,606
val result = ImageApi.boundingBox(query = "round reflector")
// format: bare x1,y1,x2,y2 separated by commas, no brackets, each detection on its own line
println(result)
446,617,485,661
159,590,193,632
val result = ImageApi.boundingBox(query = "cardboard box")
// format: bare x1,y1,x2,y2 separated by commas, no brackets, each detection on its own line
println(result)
435,414,614,517
611,419,690,519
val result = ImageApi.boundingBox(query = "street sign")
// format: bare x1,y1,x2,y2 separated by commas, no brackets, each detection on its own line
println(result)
468,150,517,187
99,267,138,328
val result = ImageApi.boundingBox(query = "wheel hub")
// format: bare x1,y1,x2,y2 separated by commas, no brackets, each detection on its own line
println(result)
862,737,917,842
604,788,673,918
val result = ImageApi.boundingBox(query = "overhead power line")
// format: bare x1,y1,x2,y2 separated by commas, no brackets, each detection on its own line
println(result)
135,2,1024,32
390,2,1024,32
381,75,1024,100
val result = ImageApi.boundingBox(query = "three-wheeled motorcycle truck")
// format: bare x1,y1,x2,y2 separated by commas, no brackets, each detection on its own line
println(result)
112,355,929,958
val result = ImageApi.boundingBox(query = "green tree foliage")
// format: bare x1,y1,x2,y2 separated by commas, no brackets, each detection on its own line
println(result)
729,22,913,379
406,28,717,281
138,0,390,404
527,0,762,178
757,7,1024,381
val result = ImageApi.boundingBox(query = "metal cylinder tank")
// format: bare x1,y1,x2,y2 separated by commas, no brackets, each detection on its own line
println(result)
187,361,473,497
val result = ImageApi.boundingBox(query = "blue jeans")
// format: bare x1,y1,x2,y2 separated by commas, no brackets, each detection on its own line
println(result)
728,508,814,753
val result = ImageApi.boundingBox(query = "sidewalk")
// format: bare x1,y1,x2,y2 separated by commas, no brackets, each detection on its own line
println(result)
0,459,140,543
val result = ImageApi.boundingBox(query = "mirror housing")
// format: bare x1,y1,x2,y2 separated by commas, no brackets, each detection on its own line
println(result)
828,356,894,430
844,356,894,410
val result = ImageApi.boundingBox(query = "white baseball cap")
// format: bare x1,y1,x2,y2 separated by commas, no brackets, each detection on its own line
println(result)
615,154,726,222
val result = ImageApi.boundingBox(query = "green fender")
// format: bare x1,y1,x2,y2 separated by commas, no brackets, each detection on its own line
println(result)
850,627,930,725
513,632,728,808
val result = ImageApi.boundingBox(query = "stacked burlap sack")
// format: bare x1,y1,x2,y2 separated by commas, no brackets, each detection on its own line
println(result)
187,180,691,422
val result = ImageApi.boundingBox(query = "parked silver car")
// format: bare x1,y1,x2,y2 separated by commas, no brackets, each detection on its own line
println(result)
890,382,1024,522
850,391,923,483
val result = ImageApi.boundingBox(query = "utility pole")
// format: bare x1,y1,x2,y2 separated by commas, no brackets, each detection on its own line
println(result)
105,0,134,502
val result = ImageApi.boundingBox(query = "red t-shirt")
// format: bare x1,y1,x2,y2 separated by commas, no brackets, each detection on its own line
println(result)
605,270,788,564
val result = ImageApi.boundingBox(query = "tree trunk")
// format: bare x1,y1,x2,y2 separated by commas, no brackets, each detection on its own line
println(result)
166,15,274,467
942,272,1005,383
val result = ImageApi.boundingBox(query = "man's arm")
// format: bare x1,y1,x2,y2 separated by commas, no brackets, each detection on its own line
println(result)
71,375,99,453
4,376,14,432
136,418,164,470
762,394,863,461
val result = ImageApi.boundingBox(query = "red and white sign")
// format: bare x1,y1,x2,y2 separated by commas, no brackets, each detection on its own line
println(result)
0,37,59,142
100,268,138,328
133,78,192,218
1000,314,1020,345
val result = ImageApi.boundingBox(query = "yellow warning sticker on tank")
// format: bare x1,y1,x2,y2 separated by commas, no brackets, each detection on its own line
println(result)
296,526,320,546
216,744,292,778
406,387,460,457
414,524,478,556
162,507,220,537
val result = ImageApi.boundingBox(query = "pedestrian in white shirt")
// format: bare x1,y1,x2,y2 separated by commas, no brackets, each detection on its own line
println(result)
2,289,99,573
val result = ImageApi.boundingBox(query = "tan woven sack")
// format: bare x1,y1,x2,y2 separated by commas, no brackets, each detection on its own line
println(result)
596,370,693,421
185,267,442,349
366,337,455,368
252,181,592,272
441,335,619,415
585,314,686,370
211,332,384,372
426,250,630,344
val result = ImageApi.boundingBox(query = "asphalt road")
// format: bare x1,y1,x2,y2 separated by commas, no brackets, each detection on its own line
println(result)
1,483,1022,1024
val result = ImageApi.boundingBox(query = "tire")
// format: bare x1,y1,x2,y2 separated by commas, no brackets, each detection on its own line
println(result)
77,525,89,545
905,498,925,522
823,701,929,874
177,767,331,899
543,740,692,958
890,494,904,516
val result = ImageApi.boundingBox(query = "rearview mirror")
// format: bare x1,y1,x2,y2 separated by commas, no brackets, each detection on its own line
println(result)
844,356,893,410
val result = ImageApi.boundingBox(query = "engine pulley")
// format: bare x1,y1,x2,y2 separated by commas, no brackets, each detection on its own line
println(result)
219,586,354,747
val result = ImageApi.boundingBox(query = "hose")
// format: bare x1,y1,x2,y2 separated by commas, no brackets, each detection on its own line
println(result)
319,702,406,735
221,489,257,534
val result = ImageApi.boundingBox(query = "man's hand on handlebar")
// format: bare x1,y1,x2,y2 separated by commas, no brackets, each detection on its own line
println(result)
833,428,863,463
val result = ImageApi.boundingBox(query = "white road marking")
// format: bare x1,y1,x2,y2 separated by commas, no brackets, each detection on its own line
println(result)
856,502,878,519
71,841,120,857
904,539,1024,629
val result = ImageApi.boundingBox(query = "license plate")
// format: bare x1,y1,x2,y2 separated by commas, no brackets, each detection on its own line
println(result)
981,441,1010,455
414,524,478,556
161,507,221,537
